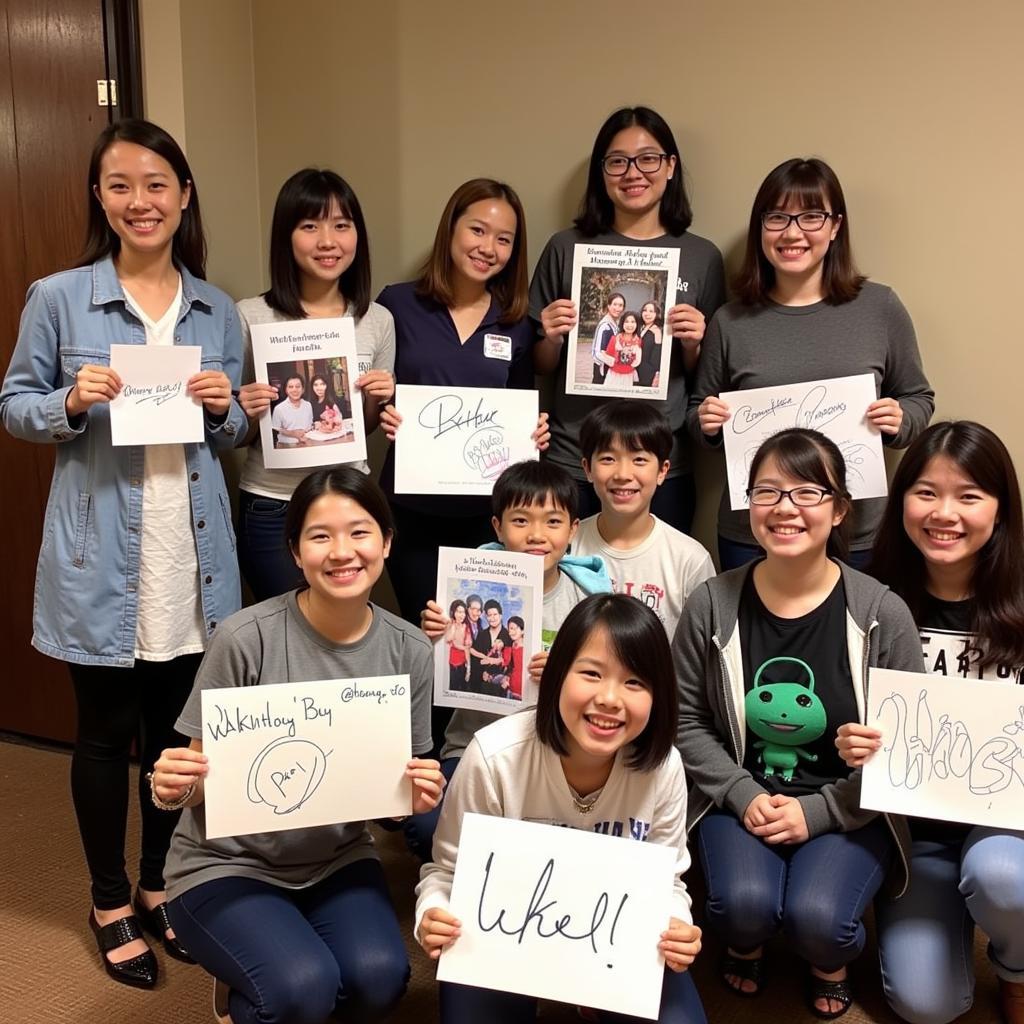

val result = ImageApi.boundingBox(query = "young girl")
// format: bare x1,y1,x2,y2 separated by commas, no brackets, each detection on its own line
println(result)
417,593,707,1023
270,372,314,444
446,599,471,691
152,467,443,1024
673,428,924,1020
532,105,726,532
603,310,643,388
309,372,346,432
0,118,246,987
690,157,934,570
637,300,663,388
591,291,625,383
836,421,1024,1024
236,168,395,602
377,177,548,627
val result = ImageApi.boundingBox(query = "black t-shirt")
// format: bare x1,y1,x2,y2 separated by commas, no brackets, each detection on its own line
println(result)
740,574,857,796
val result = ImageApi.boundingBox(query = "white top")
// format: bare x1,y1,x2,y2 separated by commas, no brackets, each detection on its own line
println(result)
573,514,715,639
123,279,206,661
417,709,693,934
270,397,313,442
237,296,396,497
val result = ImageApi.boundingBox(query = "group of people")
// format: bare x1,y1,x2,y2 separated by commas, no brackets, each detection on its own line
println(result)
591,295,664,389
0,101,1020,1024
269,368,351,446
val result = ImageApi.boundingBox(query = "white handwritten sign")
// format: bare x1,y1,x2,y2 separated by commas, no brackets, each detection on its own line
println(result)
565,243,680,402
108,344,203,446
249,317,367,470
200,676,411,839
720,374,887,510
437,814,674,1020
861,668,1024,830
394,384,538,495
433,546,544,714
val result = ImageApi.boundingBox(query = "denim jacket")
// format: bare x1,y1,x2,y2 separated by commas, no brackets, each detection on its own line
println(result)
0,257,248,667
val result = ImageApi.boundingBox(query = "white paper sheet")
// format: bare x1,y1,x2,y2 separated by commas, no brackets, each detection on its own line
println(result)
108,344,203,446
564,243,680,402
437,813,675,1020
200,676,411,839
393,384,539,495
249,317,367,469
720,373,887,509
861,668,1024,830
432,547,544,714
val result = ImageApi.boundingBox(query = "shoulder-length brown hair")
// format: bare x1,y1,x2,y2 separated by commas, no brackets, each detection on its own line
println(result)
733,157,865,306
416,178,528,323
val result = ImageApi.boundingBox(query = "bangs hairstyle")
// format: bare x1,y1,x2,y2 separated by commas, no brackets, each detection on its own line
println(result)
747,427,852,560
734,157,866,306
869,421,1024,672
265,168,371,320
78,118,206,278
535,594,677,772
284,466,394,579
620,311,641,333
416,178,528,323
574,106,693,237
491,460,578,521
579,400,672,465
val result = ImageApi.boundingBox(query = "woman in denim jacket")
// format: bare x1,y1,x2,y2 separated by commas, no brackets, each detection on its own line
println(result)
0,119,246,990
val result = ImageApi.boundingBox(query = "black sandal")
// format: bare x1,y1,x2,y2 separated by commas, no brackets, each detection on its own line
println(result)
807,972,852,1020
720,950,765,997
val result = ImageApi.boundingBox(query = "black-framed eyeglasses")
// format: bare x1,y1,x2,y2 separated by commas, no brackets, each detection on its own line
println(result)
761,211,835,231
746,485,834,507
602,153,668,177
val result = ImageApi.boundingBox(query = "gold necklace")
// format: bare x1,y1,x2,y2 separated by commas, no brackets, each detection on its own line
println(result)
568,784,600,815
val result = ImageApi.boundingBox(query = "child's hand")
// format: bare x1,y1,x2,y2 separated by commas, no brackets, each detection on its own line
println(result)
420,600,447,639
355,369,395,405
540,299,577,343
660,918,701,972
380,404,401,441
188,370,233,416
532,412,551,451
407,758,445,814
836,722,882,767
749,794,809,845
152,746,208,804
527,650,548,684
417,907,461,959
697,395,731,436
238,382,277,419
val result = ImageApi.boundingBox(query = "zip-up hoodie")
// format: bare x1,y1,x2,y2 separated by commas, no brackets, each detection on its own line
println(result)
672,560,924,897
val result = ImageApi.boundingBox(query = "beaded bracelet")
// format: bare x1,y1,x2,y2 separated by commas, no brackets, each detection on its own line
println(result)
146,771,196,811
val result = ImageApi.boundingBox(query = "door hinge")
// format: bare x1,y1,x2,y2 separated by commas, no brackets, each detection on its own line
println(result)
96,79,118,107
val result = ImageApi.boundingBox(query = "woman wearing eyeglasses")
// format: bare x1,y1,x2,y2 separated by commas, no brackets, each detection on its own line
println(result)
531,106,726,534
688,157,934,570
673,427,923,1020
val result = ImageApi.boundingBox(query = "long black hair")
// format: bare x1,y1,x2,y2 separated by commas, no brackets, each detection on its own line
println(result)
869,421,1024,672
77,118,206,278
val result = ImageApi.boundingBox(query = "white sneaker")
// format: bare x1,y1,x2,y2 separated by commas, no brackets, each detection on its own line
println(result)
212,977,231,1023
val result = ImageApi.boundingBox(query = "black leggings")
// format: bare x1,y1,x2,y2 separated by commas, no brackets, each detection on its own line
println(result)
68,655,200,909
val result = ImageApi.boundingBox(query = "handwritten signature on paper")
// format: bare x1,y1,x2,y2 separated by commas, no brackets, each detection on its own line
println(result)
419,395,501,439
476,851,629,968
246,736,331,815
122,382,183,406
876,691,1024,799
732,384,847,436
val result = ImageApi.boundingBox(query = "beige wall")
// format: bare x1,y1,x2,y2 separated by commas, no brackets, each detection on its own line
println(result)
143,0,1024,552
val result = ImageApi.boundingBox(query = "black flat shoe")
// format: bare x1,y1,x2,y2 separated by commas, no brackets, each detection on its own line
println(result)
88,910,158,989
133,890,195,964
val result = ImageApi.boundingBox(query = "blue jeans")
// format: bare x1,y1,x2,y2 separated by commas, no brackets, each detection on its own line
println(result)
576,473,697,536
167,859,409,1024
697,811,892,973
716,536,873,572
237,491,303,602
403,756,461,862
440,966,706,1023
877,827,1024,1024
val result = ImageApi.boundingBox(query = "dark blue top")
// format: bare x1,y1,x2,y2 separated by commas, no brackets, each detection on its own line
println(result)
376,281,536,512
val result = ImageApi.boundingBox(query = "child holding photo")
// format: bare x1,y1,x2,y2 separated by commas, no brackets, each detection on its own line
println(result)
416,594,707,1024
602,310,643,389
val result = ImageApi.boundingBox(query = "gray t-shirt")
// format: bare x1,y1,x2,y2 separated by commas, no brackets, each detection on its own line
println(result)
529,227,725,479
164,593,433,900
688,282,934,550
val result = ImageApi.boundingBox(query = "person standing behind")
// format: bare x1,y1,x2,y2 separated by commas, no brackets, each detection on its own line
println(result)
532,106,726,533
0,118,245,988
637,300,663,388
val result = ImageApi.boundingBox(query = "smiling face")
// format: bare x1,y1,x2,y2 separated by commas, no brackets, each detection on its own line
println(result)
486,607,503,629
285,377,305,402
621,314,638,337
583,436,669,518
760,195,841,295
607,295,625,319
508,620,523,642
290,198,357,286
291,493,390,607
603,126,676,221
641,303,657,325
93,141,190,260
449,198,517,286
452,603,466,623
493,495,579,583
902,454,999,575
749,454,845,561
312,377,327,400
467,600,482,623
558,625,653,771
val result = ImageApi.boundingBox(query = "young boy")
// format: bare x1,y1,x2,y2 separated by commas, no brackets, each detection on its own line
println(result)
407,459,612,860
576,401,715,640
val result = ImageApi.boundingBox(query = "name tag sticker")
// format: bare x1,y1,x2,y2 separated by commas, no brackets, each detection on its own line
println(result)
484,334,512,361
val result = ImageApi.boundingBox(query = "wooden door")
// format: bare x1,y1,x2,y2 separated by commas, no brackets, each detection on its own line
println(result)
0,0,139,742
